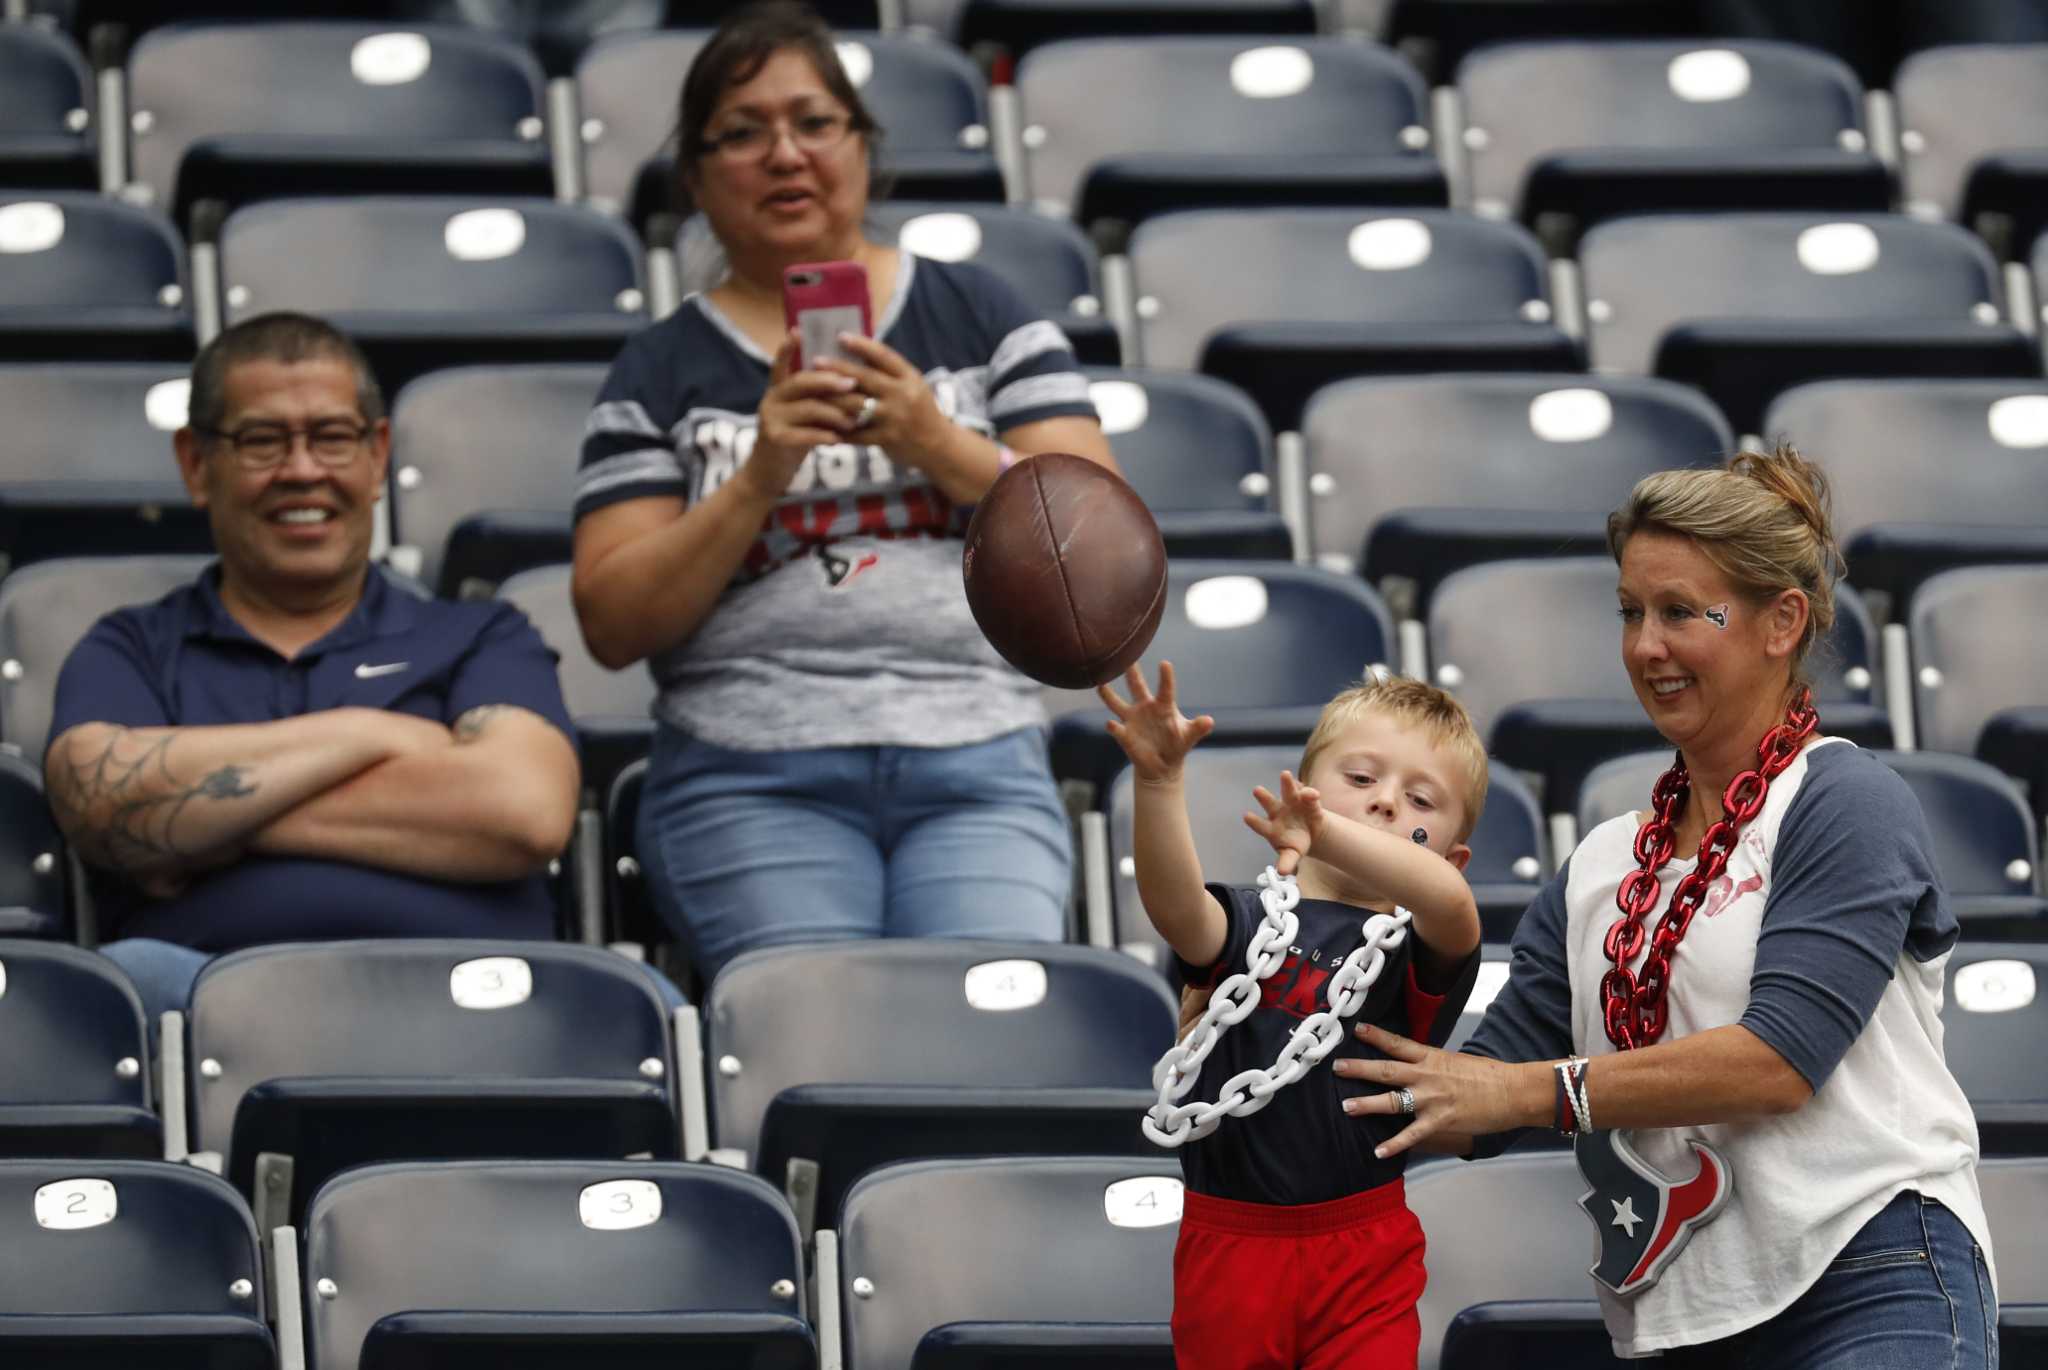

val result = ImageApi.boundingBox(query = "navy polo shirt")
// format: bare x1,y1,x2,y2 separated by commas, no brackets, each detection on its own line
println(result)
45,563,576,951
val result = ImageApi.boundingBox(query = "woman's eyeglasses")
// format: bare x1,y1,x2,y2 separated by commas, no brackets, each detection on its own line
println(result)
699,110,856,163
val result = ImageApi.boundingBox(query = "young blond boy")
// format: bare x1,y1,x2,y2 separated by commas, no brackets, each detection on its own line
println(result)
1099,663,1488,1369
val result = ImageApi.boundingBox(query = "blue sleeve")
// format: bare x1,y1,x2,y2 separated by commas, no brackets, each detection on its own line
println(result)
574,328,688,522
957,263,1099,433
1457,862,1578,1159
444,603,577,748
1739,747,1954,1092
43,612,171,763
1173,883,1260,988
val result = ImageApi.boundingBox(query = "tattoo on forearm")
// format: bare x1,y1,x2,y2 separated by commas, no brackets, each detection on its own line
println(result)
47,727,259,873
453,705,510,742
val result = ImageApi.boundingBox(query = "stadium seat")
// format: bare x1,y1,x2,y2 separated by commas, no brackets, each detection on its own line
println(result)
864,201,1118,364
1014,38,1443,230
0,553,211,763
1300,374,1731,607
0,941,158,1158
0,1159,271,1370
959,0,1314,58
0,24,95,190
1908,567,2048,766
1409,1151,1614,1370
1979,1156,2048,1363
0,363,212,569
1943,946,2048,1155
1979,707,2048,830
1456,40,1886,243
126,23,552,227
701,940,1174,1232
825,1156,1179,1369
1762,380,2048,610
216,196,645,392
389,364,604,596
0,754,66,938
0,192,192,362
299,1160,811,1370
1894,45,2048,257
180,939,681,1233
1879,751,2048,937
1081,367,1287,559
1575,748,1667,837
1384,0,1698,82
1577,212,2033,432
1129,209,1574,429
1428,557,1889,810
578,30,1001,224
1044,560,1397,798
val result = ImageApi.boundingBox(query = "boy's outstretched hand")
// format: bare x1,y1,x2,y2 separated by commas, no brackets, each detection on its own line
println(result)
1245,770,1325,876
1099,661,1215,784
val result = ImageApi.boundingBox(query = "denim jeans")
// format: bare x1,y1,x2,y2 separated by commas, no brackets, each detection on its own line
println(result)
636,725,1073,982
1662,1190,1998,1369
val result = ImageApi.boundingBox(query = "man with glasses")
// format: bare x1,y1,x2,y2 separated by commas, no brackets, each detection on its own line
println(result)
42,312,582,1020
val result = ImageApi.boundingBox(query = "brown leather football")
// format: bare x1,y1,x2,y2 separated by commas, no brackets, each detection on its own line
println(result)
962,452,1167,689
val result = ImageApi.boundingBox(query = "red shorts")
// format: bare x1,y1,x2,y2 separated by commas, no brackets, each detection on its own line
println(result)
1171,1181,1427,1370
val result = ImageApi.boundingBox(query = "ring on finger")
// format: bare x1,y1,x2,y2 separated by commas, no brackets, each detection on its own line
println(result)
1395,1086,1416,1115
854,394,879,428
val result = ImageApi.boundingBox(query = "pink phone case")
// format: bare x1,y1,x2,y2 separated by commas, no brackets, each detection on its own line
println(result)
783,260,873,370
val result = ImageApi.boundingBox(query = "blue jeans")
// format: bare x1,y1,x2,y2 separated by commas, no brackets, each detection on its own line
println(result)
1663,1191,1998,1369
637,725,1073,982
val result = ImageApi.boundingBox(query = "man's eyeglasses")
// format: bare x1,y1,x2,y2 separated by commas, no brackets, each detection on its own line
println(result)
699,110,856,163
199,422,373,471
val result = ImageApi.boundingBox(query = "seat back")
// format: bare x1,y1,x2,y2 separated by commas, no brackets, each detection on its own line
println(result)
836,1156,1179,1370
0,25,93,179
0,193,189,352
0,755,66,935
0,940,148,1108
705,941,1175,1159
1894,45,2048,220
1978,1156,2048,1305
495,565,655,726
1909,566,2048,756
303,1160,803,1370
1942,946,2048,1112
866,202,1101,321
1876,750,2041,903
1576,749,1670,837
0,554,210,760
1082,368,1271,518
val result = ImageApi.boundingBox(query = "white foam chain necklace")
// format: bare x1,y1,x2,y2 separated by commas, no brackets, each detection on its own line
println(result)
1144,867,1411,1148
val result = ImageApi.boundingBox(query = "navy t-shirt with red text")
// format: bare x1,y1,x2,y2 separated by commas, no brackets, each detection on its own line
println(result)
1172,882,1481,1206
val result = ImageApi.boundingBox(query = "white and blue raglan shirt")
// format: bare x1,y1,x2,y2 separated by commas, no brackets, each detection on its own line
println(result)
1464,739,1996,1358
574,254,1098,752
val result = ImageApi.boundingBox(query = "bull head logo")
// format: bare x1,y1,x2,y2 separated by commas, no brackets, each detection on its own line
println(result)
1574,1128,1731,1296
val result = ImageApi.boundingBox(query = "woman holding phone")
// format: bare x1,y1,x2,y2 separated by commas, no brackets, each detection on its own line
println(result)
571,1,1117,980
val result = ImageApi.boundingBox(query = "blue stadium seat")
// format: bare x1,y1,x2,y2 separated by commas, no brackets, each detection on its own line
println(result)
0,755,66,939
1080,368,1286,559
1942,947,2048,1155
1456,40,1886,242
1428,557,1889,811
0,363,212,568
865,201,1118,364
0,941,157,1157
0,192,192,361
389,364,604,596
1979,1156,2048,1363
126,23,552,226
181,940,681,1234
826,1157,1179,1369
1044,560,1398,797
578,30,1001,224
1878,751,2047,937
1763,380,2048,609
1979,707,2048,830
1301,374,1730,609
0,554,211,763
603,757,657,953
1014,38,1442,230
959,0,1314,57
0,24,95,190
1578,212,2033,432
1129,209,1574,429
300,1160,811,1370
1895,45,2048,258
702,940,1174,1233
217,196,645,391
1908,567,2048,775
0,1159,272,1370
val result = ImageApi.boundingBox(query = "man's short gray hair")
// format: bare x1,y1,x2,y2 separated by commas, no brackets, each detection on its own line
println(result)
187,312,384,435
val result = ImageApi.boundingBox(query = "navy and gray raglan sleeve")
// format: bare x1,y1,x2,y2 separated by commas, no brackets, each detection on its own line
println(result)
962,265,1098,433
574,330,691,522
1740,747,1955,1092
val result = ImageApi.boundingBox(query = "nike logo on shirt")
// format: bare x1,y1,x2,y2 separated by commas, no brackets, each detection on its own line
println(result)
354,661,409,679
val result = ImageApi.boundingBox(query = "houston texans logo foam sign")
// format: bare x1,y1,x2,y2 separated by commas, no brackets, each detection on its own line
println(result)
1574,1128,1731,1295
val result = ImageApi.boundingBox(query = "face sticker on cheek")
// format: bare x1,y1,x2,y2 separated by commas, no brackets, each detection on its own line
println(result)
1411,827,1429,845
1704,603,1730,630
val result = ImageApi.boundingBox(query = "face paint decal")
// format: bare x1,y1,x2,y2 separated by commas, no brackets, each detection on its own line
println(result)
1411,827,1429,845
1704,603,1730,630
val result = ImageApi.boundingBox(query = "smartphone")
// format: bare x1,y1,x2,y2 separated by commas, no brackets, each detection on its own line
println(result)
783,260,872,371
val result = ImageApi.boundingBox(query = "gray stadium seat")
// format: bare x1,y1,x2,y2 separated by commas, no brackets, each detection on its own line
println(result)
1456,40,1885,241
0,192,192,362
1943,947,2048,1156
0,1158,272,1370
1878,751,2047,936
126,22,551,226
1578,212,2033,432
300,1160,811,1370
0,553,211,763
1015,38,1442,229
1301,374,1730,608
0,363,211,569
0,941,157,1158
0,754,66,938
1894,44,2048,257
826,1156,1179,1370
0,24,95,190
1763,380,2048,609
1978,1156,2048,1363
1129,208,1573,428
1575,749,1667,837
1908,566,2048,761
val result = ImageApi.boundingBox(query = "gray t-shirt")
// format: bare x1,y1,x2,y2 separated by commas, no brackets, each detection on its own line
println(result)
575,254,1098,751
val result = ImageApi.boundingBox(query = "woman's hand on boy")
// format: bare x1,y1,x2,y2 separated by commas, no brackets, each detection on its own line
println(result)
1334,1023,1544,1159
1244,770,1324,876
1098,661,1215,784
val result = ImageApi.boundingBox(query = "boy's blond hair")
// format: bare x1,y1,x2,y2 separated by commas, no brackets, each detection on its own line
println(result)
1297,675,1489,843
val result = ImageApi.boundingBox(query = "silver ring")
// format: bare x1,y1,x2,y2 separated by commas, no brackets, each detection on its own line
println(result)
854,395,878,427
1396,1087,1416,1116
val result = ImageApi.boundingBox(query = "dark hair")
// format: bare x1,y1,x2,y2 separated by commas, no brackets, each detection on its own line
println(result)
188,312,383,435
669,0,884,217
